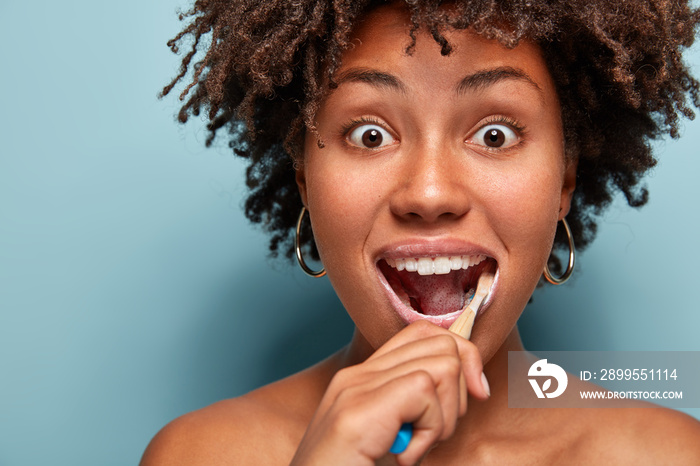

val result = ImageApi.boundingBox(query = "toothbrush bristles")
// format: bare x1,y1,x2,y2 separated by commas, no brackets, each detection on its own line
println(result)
448,271,495,339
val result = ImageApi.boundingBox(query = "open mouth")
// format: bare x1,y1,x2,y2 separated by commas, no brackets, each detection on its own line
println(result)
378,255,497,317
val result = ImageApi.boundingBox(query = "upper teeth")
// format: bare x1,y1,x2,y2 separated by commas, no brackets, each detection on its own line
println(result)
385,255,486,276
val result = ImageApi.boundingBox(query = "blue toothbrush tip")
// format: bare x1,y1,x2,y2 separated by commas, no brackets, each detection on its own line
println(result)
389,423,413,454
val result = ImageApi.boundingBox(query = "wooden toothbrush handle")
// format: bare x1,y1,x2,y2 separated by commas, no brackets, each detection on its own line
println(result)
448,271,495,339
448,309,475,339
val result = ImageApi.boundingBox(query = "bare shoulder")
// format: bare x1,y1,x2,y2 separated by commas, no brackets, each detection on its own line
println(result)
621,407,700,463
139,353,341,466
570,406,700,465
139,390,297,466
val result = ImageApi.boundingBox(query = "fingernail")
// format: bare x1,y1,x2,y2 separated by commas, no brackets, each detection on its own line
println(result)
481,372,491,397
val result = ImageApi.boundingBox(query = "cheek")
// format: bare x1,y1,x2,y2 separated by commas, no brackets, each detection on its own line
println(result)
484,157,563,257
303,155,383,266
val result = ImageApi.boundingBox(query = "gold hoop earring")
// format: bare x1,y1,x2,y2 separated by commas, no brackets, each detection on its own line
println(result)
544,218,575,285
295,206,326,278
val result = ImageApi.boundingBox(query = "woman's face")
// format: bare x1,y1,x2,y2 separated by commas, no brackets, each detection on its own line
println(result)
297,4,576,361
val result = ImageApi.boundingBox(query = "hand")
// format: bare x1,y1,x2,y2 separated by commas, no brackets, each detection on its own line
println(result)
290,320,490,466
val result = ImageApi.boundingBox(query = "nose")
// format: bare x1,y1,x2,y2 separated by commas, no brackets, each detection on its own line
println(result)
390,140,472,224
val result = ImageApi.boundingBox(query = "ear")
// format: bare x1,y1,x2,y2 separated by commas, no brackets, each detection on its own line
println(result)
558,157,578,220
295,162,308,207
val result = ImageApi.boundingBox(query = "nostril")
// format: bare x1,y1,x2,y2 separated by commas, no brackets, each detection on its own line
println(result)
437,210,462,220
390,179,472,223
400,209,464,223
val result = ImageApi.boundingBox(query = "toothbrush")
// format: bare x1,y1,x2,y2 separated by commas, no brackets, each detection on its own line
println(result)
389,271,496,455
448,270,495,339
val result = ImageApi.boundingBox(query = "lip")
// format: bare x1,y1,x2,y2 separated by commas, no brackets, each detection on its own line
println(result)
374,238,499,328
375,238,497,261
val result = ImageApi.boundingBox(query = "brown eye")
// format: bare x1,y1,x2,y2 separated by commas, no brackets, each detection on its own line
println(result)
485,128,505,147
362,129,383,147
472,124,518,149
348,124,395,149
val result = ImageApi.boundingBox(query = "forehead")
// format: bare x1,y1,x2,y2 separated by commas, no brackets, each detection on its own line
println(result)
333,3,558,107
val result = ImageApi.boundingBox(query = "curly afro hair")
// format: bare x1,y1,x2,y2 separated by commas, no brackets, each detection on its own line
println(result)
161,0,700,268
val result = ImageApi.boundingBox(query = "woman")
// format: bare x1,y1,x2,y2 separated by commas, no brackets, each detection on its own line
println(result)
142,1,700,464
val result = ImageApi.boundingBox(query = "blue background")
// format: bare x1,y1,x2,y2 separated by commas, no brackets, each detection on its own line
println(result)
1,1,699,464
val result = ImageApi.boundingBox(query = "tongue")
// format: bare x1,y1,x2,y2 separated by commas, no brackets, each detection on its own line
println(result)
396,268,470,316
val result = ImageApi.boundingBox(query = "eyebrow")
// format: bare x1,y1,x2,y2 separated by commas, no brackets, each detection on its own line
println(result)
333,68,406,93
333,65,542,97
456,66,542,95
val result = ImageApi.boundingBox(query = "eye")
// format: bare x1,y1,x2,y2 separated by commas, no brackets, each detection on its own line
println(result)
347,124,396,149
471,124,519,149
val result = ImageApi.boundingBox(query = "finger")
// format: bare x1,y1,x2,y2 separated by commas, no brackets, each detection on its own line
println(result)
368,330,488,401
452,338,489,400
368,320,451,359
367,333,462,372
379,371,445,465
325,370,445,462
458,370,467,416
351,355,463,440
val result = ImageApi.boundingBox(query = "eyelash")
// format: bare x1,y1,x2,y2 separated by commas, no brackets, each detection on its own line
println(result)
340,116,385,137
470,115,527,151
478,115,526,135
